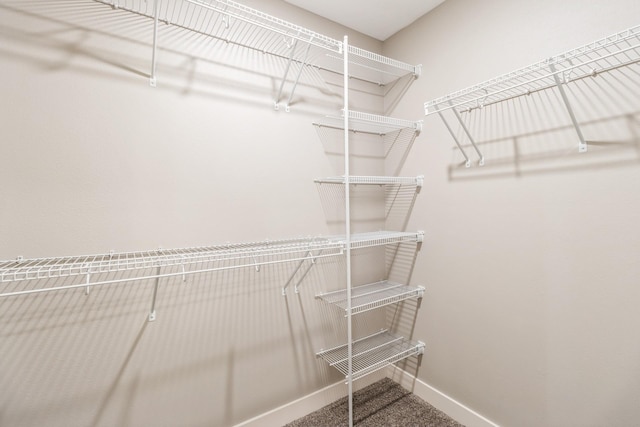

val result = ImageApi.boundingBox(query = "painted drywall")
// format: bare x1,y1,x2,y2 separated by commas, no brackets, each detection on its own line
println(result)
384,0,640,426
0,1,397,426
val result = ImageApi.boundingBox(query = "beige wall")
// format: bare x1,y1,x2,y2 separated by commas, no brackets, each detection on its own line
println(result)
3,1,638,426
384,0,640,426
0,1,392,426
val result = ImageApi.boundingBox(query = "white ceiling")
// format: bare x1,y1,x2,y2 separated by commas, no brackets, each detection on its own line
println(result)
283,0,445,41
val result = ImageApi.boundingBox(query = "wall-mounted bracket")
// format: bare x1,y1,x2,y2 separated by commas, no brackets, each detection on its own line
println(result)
148,266,161,322
436,109,471,168
252,251,261,272
414,64,422,79
84,268,91,296
416,175,424,189
416,231,425,244
274,39,299,110
550,63,588,153
180,256,187,282
149,0,160,88
285,42,312,112
281,246,322,296
415,121,423,135
449,101,485,166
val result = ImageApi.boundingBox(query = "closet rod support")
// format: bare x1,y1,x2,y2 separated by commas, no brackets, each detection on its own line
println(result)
274,39,299,110
84,268,91,296
449,101,485,166
550,63,588,153
148,266,161,322
285,42,312,112
436,110,471,168
149,0,160,87
281,248,321,295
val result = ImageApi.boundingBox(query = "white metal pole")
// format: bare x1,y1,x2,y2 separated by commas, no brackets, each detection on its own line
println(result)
150,0,160,87
343,35,353,427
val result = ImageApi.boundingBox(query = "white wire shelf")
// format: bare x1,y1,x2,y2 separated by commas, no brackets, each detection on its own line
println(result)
316,329,425,381
316,281,425,316
424,24,640,115
348,231,423,250
313,110,423,135
0,231,422,297
95,0,420,84
314,175,423,187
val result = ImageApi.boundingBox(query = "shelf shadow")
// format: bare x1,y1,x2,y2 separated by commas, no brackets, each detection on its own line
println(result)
437,66,640,180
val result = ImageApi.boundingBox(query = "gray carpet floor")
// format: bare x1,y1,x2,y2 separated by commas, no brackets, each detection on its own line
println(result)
285,378,465,427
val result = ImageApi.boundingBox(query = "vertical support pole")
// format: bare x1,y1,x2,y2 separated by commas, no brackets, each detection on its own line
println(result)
85,271,91,296
436,109,471,168
285,43,312,112
274,39,299,110
148,266,160,322
448,102,485,166
149,0,160,87
343,35,353,427
550,63,588,153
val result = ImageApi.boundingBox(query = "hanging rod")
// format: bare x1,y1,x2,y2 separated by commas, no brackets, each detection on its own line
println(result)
424,24,640,115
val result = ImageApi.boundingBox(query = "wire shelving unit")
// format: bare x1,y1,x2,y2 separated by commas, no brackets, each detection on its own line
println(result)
310,36,425,427
3,5,425,426
93,0,420,107
316,281,425,316
317,329,425,382
423,24,640,165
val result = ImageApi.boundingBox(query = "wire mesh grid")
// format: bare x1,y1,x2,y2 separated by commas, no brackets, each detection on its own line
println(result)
349,231,422,250
313,110,422,135
316,329,424,381
0,232,421,296
94,0,419,84
314,175,423,186
425,24,640,114
316,281,425,315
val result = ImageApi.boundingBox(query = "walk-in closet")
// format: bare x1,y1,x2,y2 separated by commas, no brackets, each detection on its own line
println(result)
1,1,639,426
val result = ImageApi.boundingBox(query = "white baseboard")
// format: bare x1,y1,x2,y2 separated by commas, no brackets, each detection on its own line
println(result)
233,373,383,427
233,368,498,427
387,366,500,427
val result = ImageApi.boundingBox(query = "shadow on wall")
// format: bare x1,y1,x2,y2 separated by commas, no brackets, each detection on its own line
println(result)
0,255,343,427
0,0,344,114
432,64,640,180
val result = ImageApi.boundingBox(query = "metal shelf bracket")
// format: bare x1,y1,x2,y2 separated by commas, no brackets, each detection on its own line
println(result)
550,62,588,153
148,265,161,322
274,39,299,111
84,267,91,296
449,101,485,166
285,43,312,112
434,108,471,168
149,0,160,88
